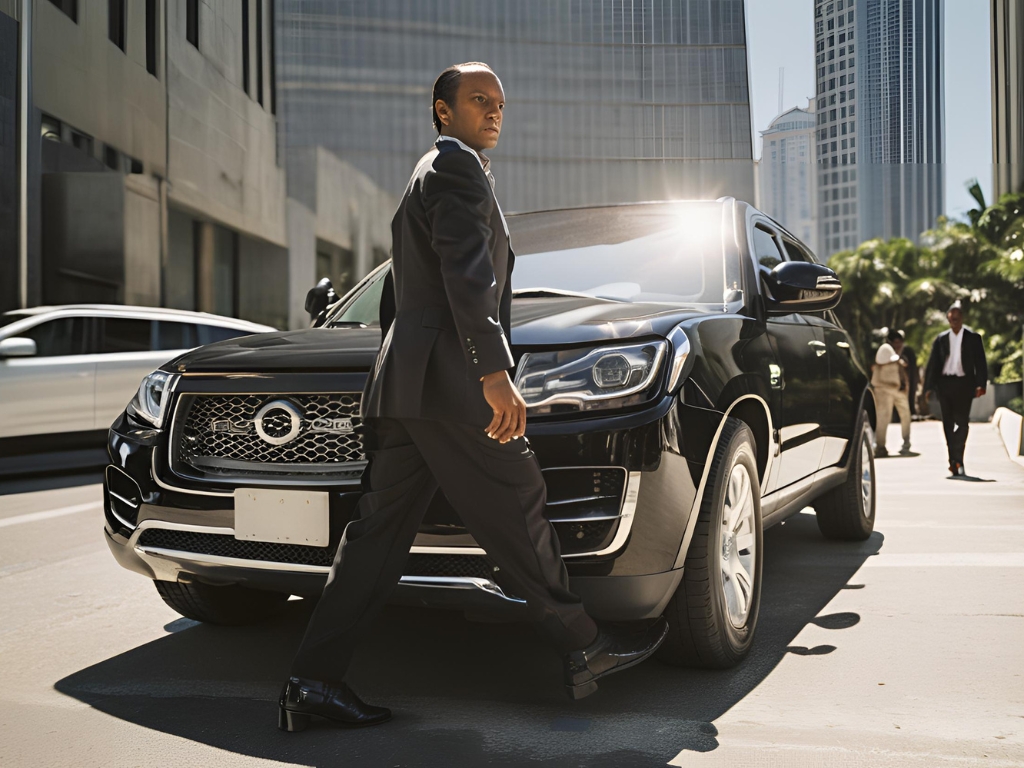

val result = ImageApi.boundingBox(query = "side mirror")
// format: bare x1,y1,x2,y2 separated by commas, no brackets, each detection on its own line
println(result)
0,337,37,358
761,261,842,315
305,277,338,326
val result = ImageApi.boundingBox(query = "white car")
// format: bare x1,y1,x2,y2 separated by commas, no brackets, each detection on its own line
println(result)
0,305,274,454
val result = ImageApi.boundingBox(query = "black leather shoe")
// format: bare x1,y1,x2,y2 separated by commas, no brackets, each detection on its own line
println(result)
563,616,669,700
278,677,391,731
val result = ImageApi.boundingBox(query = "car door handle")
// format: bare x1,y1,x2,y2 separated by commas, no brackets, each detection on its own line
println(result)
808,340,827,357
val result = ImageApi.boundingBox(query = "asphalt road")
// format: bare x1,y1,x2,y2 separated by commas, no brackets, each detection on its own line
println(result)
0,421,1022,768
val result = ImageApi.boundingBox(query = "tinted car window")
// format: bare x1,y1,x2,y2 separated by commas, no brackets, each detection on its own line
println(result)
329,272,385,327
100,318,153,353
155,321,199,350
753,226,784,270
18,317,88,356
197,325,249,345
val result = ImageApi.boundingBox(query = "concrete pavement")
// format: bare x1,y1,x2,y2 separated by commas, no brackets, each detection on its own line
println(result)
0,421,1021,767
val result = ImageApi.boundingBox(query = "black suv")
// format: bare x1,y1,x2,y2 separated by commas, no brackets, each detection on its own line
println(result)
104,199,876,669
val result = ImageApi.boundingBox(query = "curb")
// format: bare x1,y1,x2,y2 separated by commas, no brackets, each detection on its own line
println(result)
992,407,1024,468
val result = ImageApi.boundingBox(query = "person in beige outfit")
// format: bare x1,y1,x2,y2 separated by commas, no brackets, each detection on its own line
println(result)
871,328,912,457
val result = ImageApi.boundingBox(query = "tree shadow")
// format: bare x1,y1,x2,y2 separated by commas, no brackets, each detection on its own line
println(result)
54,511,882,767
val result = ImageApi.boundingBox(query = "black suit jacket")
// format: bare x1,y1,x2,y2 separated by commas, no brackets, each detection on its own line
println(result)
361,139,515,425
923,328,988,392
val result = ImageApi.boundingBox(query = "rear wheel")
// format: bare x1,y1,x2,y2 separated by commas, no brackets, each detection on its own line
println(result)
813,410,876,541
659,418,763,668
154,580,289,625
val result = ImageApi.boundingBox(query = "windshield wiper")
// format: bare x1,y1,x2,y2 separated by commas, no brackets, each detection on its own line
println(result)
511,288,623,302
327,321,369,328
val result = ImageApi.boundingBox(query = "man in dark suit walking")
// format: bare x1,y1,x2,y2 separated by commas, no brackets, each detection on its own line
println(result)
924,302,988,476
278,62,668,732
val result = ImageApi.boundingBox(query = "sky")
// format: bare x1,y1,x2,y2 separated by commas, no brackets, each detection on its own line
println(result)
746,0,993,222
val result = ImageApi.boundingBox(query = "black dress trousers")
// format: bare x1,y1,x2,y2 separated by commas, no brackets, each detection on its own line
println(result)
936,375,974,465
289,418,599,683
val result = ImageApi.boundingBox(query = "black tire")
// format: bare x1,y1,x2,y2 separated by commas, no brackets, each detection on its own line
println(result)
154,580,289,625
659,418,764,668
813,410,876,541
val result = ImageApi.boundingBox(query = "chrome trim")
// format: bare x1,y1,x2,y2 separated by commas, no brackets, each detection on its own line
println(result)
545,514,622,523
152,450,234,497
129,521,523,603
565,470,641,558
109,490,139,510
186,456,368,477
545,494,619,506
672,393,775,570
397,576,526,604
667,326,692,392
409,545,487,556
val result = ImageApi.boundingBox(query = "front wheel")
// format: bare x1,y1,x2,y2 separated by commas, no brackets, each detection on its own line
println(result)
154,580,289,625
659,418,763,668
813,410,876,541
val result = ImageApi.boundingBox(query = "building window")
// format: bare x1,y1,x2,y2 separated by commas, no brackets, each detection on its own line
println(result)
242,0,250,95
186,0,199,48
256,0,264,106
104,145,121,171
47,0,77,22
269,0,276,114
146,0,158,76
827,19,834,30
109,0,126,51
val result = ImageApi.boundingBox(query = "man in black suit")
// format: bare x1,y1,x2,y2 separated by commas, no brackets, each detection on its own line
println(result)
924,302,988,476
278,62,668,732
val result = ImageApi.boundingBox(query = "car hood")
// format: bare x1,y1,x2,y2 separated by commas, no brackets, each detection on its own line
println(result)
171,298,708,373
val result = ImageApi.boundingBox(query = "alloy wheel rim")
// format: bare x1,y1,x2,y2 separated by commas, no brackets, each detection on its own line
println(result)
720,463,757,628
860,434,873,518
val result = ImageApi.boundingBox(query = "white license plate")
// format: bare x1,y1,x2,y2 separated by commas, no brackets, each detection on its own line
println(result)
233,488,330,547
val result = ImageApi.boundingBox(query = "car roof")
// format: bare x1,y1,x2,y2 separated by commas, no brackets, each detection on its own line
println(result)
1,304,275,330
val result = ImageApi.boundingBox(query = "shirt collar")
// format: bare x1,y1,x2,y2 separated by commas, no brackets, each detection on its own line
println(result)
436,135,491,173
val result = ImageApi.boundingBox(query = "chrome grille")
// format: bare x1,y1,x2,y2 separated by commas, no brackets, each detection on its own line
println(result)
173,393,366,479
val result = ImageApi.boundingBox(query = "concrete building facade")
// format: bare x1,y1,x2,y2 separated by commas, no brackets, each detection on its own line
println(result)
3,0,290,327
275,0,756,216
757,102,818,248
814,0,944,258
991,0,1024,198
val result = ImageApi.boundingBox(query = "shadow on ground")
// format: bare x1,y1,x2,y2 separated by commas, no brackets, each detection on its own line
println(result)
56,511,882,767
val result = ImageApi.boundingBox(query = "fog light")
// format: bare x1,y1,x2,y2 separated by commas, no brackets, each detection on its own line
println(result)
106,466,142,529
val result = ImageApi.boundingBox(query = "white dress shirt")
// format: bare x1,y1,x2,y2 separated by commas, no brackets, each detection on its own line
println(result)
942,328,966,376
435,135,509,237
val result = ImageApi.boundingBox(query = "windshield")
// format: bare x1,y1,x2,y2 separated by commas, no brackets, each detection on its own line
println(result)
326,201,738,327
511,202,735,305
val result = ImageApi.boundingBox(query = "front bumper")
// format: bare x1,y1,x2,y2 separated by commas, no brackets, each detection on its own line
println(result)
104,393,698,622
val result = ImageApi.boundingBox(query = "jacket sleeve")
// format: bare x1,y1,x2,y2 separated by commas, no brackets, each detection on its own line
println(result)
972,332,988,389
923,335,942,393
422,149,514,377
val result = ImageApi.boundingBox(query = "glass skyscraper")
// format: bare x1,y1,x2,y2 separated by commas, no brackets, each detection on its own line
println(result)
814,0,944,258
276,1,755,215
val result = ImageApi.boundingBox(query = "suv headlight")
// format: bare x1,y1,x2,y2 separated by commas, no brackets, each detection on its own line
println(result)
514,341,666,414
127,371,179,428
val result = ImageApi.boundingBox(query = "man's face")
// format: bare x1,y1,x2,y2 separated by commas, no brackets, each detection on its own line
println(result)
947,308,964,333
435,69,505,152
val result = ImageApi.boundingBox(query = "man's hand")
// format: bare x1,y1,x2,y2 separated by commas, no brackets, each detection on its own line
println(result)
975,387,986,398
481,370,527,443
925,390,933,402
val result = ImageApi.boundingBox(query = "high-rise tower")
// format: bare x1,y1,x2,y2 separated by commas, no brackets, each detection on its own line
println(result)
814,0,944,258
